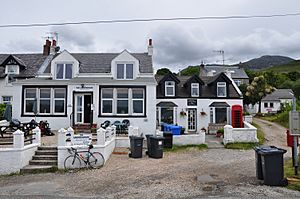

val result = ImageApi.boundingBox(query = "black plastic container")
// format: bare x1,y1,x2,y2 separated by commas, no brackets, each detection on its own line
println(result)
129,136,144,158
149,136,164,159
163,131,173,148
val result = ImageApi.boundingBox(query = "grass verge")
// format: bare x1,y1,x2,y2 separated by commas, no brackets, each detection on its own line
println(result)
284,158,300,191
164,144,208,152
224,122,265,150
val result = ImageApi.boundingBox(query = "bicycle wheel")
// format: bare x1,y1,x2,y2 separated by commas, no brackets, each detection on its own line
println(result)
64,155,81,172
89,152,105,169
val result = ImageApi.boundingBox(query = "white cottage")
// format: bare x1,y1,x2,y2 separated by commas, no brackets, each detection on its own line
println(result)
0,39,157,135
156,72,243,133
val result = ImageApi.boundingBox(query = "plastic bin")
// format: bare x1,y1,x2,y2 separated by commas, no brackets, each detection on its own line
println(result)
145,134,153,156
163,131,173,148
149,136,164,158
258,146,287,186
171,126,182,135
129,136,144,158
254,146,275,180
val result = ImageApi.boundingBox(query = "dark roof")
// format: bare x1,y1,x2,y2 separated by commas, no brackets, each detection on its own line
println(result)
0,54,48,78
209,102,230,107
155,74,241,98
201,65,249,79
157,102,178,107
44,52,153,74
262,89,294,101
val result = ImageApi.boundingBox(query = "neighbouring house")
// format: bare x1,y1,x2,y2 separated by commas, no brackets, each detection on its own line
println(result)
0,39,157,135
260,89,294,114
200,65,249,86
156,72,243,134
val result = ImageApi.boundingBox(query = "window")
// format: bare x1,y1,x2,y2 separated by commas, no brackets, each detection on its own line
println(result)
2,96,13,105
165,81,175,97
191,83,199,97
101,88,113,114
132,89,144,114
55,64,73,79
116,63,133,79
117,89,129,114
100,87,145,116
234,80,241,86
264,103,268,108
215,108,227,123
270,103,274,108
23,87,66,115
5,65,19,75
217,82,226,97
161,107,174,124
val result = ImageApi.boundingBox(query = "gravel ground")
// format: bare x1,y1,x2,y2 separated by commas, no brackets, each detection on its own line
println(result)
0,120,299,198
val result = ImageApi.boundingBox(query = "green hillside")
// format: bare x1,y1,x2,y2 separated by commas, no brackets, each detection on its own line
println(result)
264,60,300,73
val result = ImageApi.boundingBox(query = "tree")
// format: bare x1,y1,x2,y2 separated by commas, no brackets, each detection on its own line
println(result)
156,68,171,76
287,71,300,81
180,66,200,76
245,75,275,113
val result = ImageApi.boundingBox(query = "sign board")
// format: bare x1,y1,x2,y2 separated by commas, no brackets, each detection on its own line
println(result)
187,99,197,106
72,133,92,145
289,111,300,136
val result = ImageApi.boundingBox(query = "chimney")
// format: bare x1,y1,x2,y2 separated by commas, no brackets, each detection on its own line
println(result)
148,39,153,56
52,39,57,47
50,39,59,55
43,39,51,55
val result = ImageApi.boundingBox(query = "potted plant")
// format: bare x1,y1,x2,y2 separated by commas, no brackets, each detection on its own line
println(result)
200,109,207,116
216,128,224,138
180,127,185,134
180,110,187,117
200,127,207,134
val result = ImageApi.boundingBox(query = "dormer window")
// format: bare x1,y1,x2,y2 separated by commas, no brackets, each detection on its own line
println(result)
191,83,199,97
165,81,175,97
5,65,19,75
217,82,226,97
56,63,73,79
117,63,133,79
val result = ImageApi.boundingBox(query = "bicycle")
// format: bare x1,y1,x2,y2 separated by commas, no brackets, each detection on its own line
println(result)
64,144,105,172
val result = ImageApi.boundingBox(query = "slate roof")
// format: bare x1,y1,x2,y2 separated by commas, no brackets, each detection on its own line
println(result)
155,74,242,98
262,89,294,101
0,54,48,78
201,65,249,79
44,52,153,74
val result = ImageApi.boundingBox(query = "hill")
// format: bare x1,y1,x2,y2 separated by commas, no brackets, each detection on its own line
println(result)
239,55,294,70
264,60,300,73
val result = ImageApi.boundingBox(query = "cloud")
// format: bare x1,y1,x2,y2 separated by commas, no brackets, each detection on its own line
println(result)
3,38,42,53
50,26,96,51
151,25,300,70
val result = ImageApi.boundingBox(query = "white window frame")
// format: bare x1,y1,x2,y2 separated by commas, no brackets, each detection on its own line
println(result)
100,88,145,116
5,65,19,75
191,83,199,97
165,81,175,97
24,87,66,115
55,63,73,80
2,96,13,105
217,82,227,97
101,88,114,115
116,63,134,80
39,88,51,115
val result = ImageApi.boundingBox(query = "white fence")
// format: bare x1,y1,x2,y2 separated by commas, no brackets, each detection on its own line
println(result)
155,130,205,146
0,127,41,175
57,126,116,169
223,121,258,145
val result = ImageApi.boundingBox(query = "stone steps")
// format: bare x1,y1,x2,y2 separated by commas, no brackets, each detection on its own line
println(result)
21,146,58,174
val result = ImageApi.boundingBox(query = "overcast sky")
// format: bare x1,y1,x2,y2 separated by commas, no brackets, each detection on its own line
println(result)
1,0,300,71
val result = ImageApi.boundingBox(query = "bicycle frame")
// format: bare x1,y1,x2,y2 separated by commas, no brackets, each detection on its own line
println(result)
67,146,95,167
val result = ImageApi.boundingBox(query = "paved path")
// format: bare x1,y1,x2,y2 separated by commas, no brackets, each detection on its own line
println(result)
253,117,291,157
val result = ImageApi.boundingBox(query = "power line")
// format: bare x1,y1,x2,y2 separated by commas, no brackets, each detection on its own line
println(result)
0,12,300,28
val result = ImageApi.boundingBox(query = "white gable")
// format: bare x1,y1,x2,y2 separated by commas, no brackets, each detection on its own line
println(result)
111,50,140,80
50,50,80,78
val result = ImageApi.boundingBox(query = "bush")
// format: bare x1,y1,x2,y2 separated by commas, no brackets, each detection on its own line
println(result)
217,128,224,134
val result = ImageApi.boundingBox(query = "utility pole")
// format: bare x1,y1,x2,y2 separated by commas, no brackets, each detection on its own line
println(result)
213,50,225,65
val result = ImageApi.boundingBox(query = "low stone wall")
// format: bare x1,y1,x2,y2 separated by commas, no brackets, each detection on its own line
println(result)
0,128,41,175
173,133,206,146
57,127,116,169
223,121,258,145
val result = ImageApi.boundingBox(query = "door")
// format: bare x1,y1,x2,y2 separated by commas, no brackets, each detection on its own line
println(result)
74,94,92,124
187,108,197,132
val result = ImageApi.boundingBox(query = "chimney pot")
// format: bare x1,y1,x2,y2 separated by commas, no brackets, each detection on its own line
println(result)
148,38,153,56
52,39,57,47
149,39,152,46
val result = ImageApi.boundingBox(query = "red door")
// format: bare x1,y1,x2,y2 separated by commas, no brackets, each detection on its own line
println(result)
232,105,243,128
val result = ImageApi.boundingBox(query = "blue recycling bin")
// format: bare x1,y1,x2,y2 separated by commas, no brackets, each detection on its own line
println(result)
171,126,182,135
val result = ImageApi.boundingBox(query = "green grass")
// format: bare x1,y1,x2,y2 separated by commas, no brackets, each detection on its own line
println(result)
263,60,300,73
164,144,208,152
284,158,300,191
260,113,289,128
224,122,265,150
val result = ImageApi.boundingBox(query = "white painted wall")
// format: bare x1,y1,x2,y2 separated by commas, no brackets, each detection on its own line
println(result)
173,133,205,146
157,98,243,133
223,122,258,145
